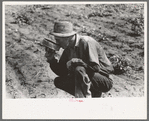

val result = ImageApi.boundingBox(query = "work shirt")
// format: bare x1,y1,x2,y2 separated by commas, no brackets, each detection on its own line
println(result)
50,34,114,77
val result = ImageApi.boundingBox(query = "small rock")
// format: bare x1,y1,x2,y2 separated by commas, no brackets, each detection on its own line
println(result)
12,32,21,42
30,95,37,98
38,94,46,98
37,80,42,83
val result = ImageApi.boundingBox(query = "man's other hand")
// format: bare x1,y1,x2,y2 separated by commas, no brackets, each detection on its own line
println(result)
66,58,85,70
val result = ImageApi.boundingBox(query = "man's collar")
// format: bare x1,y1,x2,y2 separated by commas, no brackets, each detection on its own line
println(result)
74,34,80,47
67,34,80,49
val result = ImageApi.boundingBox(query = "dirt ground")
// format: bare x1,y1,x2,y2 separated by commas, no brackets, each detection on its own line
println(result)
5,4,145,98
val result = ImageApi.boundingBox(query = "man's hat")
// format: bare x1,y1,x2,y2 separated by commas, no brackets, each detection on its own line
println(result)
50,21,77,37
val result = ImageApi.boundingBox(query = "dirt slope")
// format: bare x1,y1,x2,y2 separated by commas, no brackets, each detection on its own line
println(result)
5,4,144,98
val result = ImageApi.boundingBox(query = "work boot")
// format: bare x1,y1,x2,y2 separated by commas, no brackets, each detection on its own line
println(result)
91,91,102,98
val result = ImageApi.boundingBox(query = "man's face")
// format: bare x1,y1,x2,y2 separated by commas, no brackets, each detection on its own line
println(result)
54,36,69,49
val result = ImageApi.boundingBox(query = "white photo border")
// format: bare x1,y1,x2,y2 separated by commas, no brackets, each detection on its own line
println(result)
2,1,147,119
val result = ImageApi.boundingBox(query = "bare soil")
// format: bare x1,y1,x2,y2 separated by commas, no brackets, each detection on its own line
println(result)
5,4,144,98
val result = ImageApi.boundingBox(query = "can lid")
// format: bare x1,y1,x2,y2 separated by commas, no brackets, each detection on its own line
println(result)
41,39,54,49
41,39,60,51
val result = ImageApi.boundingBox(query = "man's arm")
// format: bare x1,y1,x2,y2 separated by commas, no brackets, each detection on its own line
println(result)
86,39,114,75
48,58,61,76
48,49,69,77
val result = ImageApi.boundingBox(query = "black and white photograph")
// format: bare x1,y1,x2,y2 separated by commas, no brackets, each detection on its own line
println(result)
2,1,147,119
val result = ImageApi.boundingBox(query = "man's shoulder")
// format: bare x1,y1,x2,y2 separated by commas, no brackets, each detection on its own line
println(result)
79,35,102,51
80,35,94,41
79,35,98,44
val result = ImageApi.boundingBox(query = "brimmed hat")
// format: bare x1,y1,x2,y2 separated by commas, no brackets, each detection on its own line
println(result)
50,21,77,37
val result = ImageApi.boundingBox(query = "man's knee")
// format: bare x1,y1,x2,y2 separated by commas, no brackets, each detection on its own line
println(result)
91,73,113,92
102,83,113,92
54,77,61,88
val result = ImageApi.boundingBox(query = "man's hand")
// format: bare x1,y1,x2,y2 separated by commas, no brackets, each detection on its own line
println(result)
45,48,61,62
66,58,86,70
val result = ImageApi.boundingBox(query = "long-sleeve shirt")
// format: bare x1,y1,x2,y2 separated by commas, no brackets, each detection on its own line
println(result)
49,34,114,77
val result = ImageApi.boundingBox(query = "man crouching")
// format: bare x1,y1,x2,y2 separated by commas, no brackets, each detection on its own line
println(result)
45,21,114,98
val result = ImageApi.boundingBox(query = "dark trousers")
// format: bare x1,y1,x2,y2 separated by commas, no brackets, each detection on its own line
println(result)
54,66,113,98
